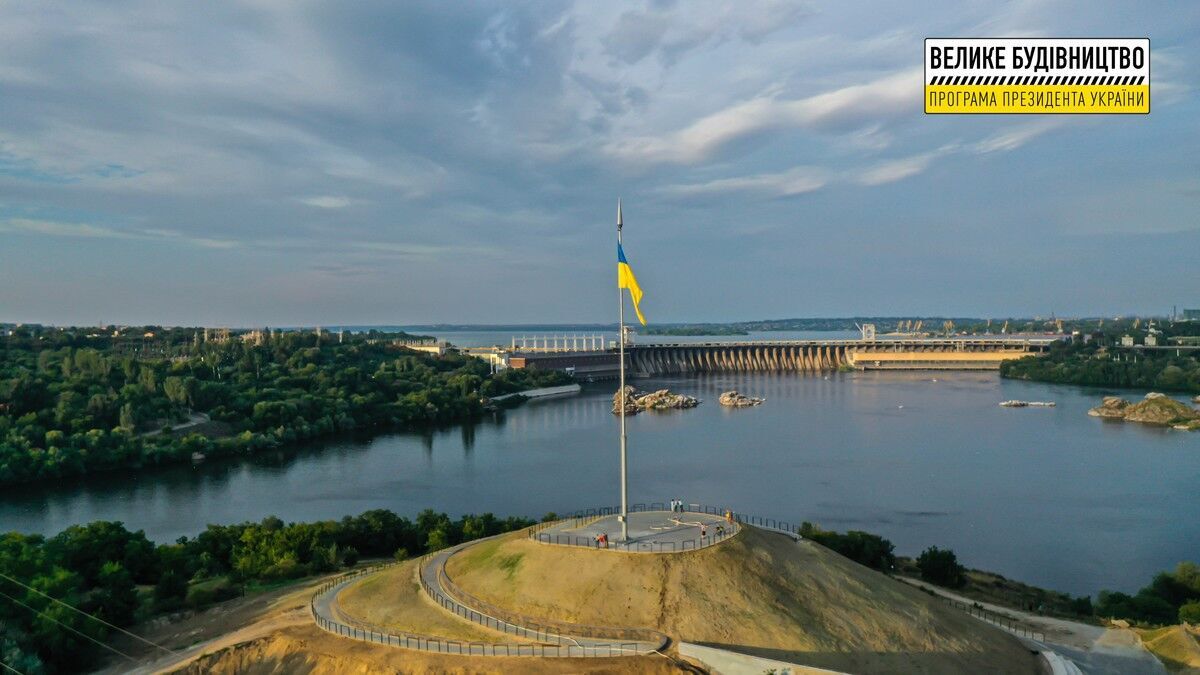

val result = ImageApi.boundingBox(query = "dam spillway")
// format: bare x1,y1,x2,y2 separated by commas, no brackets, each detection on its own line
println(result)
626,338,1057,376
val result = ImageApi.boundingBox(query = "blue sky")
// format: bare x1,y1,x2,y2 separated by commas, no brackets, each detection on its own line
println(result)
0,1,1196,326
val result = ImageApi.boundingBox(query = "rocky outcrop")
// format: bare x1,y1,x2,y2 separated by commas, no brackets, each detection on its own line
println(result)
1089,393,1200,429
719,390,764,407
1088,396,1131,419
612,386,699,415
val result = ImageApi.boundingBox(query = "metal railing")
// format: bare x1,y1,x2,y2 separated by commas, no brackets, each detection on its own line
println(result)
925,591,1046,642
563,502,804,538
530,525,738,553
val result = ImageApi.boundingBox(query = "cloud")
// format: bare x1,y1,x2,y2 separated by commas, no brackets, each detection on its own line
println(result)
604,69,920,164
300,195,353,209
0,218,238,249
855,145,958,186
659,166,828,197
0,218,127,239
602,0,813,65
973,119,1068,154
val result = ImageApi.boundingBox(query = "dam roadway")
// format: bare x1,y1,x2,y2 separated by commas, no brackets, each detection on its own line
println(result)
626,337,1060,375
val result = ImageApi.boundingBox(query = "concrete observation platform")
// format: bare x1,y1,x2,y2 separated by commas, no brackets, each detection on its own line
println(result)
535,510,736,552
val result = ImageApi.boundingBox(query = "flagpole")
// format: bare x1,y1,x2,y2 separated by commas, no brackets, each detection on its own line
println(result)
617,198,629,543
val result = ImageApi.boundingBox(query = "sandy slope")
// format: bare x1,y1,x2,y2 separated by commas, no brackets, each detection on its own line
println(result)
447,527,1039,674
1140,625,1200,673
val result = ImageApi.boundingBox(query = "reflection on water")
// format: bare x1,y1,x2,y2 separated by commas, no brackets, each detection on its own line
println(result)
2,370,1197,597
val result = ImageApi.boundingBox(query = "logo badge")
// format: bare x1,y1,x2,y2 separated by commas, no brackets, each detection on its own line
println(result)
925,38,1149,114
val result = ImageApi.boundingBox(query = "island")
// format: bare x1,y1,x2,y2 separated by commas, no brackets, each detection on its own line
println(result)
719,390,765,407
611,385,699,414
1088,392,1200,431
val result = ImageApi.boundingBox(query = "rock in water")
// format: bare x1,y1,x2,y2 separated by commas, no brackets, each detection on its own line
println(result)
719,390,764,407
612,386,699,414
1125,394,1199,425
1088,393,1199,429
612,385,640,416
1088,396,1130,418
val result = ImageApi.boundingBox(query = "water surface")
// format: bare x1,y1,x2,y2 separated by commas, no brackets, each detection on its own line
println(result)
3,368,1196,597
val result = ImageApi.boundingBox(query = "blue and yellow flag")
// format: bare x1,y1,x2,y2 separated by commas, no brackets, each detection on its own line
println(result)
617,243,646,325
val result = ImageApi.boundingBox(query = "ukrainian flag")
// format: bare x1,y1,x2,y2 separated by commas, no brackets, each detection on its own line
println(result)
617,243,646,325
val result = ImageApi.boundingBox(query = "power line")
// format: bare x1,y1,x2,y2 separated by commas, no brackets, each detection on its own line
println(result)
0,659,25,675
0,572,177,656
0,589,137,663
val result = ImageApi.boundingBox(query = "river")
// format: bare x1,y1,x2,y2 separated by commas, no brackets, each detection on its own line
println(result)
2,334,1197,597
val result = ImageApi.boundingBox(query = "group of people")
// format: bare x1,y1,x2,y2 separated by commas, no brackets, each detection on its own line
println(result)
593,532,609,548
669,498,687,513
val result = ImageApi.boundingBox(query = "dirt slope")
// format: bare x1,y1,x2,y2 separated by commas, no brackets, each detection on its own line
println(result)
447,528,1039,674
1140,625,1200,673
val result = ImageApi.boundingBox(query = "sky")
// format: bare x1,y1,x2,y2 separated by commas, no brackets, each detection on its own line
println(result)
0,1,1197,327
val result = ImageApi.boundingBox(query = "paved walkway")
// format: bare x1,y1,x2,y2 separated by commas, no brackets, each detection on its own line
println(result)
898,578,1167,675
537,510,736,551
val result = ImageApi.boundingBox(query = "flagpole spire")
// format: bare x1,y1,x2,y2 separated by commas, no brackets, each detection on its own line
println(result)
617,198,628,543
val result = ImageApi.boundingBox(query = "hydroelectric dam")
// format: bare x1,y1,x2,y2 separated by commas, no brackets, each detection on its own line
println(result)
488,334,1062,380
627,337,1057,376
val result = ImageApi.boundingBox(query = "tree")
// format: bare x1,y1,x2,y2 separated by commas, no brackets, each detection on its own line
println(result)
1180,602,1200,625
917,546,966,588
119,403,136,431
92,561,138,626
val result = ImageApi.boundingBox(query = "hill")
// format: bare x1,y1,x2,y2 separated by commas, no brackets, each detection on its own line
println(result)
446,527,1038,674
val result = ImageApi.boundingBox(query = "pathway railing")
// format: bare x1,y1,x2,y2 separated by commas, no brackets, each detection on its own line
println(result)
530,522,738,552
926,591,1047,642
564,502,805,539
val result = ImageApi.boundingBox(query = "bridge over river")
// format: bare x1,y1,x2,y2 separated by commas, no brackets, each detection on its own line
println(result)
628,337,1060,375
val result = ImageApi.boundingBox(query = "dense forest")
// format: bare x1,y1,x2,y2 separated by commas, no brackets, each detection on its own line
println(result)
1001,323,1200,393
0,326,570,486
0,508,536,673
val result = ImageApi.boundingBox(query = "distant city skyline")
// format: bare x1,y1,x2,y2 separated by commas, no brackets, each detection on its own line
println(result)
1,1,1197,326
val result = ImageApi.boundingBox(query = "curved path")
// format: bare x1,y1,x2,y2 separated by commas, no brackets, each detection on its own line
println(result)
309,531,671,657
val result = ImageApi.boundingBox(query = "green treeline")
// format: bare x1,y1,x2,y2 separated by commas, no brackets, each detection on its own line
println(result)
0,327,570,486
0,509,536,673
641,325,749,336
799,522,896,571
1001,335,1200,393
1095,563,1200,626
801,522,1199,627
